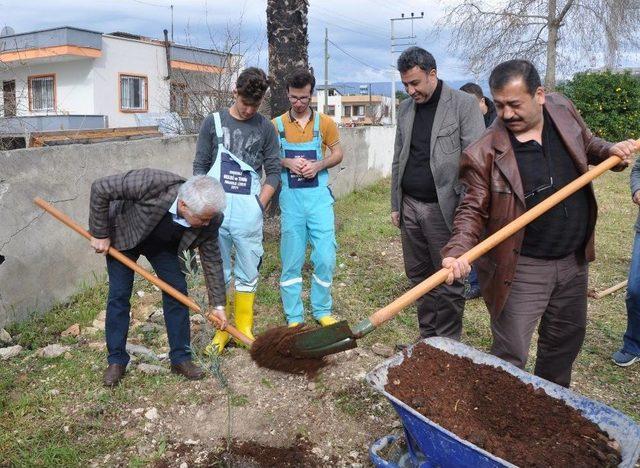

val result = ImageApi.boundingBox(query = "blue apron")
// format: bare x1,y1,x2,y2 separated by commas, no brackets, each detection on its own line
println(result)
207,112,263,293
276,113,336,324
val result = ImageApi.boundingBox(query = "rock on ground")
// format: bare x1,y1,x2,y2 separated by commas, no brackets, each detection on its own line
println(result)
37,344,71,358
132,304,154,322
138,363,169,375
81,326,99,336
0,328,13,345
0,345,22,360
126,344,158,360
145,407,159,420
371,343,394,358
61,323,80,337
149,309,165,324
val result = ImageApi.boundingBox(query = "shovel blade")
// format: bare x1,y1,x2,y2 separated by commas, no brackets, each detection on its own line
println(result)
290,320,357,358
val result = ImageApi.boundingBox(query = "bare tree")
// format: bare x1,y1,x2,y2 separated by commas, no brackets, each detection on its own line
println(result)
165,9,263,134
266,0,310,119
603,0,639,69
440,0,640,90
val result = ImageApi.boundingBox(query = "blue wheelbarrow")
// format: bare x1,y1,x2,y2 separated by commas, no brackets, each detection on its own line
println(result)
366,337,640,468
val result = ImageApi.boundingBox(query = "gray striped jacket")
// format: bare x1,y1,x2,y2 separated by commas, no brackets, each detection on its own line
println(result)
89,168,225,307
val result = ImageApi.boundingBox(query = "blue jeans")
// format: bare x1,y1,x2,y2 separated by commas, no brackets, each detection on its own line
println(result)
105,249,191,365
468,265,479,289
623,232,640,355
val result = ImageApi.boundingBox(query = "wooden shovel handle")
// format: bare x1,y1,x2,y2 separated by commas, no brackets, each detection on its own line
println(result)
593,280,628,299
33,197,253,346
370,151,637,328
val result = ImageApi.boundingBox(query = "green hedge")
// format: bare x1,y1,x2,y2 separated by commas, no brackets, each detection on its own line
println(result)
559,70,640,141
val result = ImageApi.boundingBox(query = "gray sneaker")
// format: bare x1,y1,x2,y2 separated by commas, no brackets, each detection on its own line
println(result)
612,350,639,367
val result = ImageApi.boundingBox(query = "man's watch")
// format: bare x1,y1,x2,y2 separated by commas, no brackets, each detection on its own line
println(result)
213,305,225,311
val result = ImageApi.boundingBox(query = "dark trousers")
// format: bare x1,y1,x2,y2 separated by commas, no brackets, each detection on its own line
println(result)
623,232,640,355
490,253,588,387
468,265,479,289
400,196,465,339
105,249,191,366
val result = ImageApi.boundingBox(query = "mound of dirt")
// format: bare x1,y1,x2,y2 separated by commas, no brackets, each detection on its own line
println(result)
214,435,332,467
155,435,333,467
385,343,622,468
250,325,328,377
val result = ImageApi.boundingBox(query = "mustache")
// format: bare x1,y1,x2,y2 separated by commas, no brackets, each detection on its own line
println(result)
502,117,523,124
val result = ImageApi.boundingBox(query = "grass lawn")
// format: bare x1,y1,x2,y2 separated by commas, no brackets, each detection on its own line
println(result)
1,172,638,466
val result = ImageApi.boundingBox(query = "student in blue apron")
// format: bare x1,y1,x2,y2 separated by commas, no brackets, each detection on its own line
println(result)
193,67,281,354
272,69,344,327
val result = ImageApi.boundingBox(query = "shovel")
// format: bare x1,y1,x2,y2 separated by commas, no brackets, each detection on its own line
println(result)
291,150,639,358
33,197,253,346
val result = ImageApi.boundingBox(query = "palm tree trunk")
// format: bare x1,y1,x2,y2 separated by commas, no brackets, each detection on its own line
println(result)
266,0,310,216
267,0,310,119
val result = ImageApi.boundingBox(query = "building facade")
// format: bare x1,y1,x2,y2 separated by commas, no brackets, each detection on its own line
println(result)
313,87,392,126
0,26,237,134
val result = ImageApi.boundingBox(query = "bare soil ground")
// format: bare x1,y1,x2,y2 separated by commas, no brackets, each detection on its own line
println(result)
2,176,639,466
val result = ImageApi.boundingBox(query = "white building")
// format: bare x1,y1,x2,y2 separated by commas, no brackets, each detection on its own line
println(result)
0,26,237,135
313,86,393,126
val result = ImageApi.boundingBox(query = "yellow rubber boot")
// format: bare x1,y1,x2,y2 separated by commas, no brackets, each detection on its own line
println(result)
318,315,338,327
234,291,256,344
204,296,232,355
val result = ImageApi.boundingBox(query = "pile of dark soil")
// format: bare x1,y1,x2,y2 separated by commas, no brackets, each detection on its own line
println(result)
212,436,330,467
250,325,328,377
385,343,622,467
154,435,331,467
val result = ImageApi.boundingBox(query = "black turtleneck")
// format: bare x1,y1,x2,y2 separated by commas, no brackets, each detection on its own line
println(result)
402,79,443,202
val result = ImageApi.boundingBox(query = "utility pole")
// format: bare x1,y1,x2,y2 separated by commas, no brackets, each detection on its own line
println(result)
170,4,174,42
324,28,329,113
390,12,424,125
368,83,372,120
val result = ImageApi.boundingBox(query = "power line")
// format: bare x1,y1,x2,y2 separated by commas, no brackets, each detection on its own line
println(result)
312,4,385,32
327,39,384,71
312,16,387,41
129,0,171,8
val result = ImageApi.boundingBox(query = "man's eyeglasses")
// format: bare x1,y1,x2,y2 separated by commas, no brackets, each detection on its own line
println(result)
288,95,311,103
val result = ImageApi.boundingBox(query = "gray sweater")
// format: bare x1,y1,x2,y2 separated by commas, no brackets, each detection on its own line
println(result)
193,109,281,189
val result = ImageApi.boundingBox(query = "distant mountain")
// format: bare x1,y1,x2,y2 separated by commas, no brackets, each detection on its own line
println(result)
325,80,490,97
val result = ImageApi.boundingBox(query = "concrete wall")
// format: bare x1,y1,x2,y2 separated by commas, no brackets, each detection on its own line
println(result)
0,125,395,328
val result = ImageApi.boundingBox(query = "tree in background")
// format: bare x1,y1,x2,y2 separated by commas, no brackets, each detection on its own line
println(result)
440,0,640,90
395,90,409,102
559,70,640,141
266,0,310,119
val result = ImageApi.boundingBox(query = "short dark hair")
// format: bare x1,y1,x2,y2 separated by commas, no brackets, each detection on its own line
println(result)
236,67,270,104
286,68,316,93
459,82,483,100
397,46,436,74
489,60,542,96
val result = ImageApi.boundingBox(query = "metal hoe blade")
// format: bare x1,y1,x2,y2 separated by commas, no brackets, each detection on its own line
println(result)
290,320,357,358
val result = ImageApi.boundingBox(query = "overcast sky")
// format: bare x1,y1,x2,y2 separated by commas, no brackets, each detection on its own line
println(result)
0,0,470,84
2,0,637,87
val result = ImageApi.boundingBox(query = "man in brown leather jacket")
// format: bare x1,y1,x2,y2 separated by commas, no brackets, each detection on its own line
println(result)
441,60,637,387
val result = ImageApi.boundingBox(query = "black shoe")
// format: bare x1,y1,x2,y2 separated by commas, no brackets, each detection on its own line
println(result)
464,285,481,300
103,363,127,387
